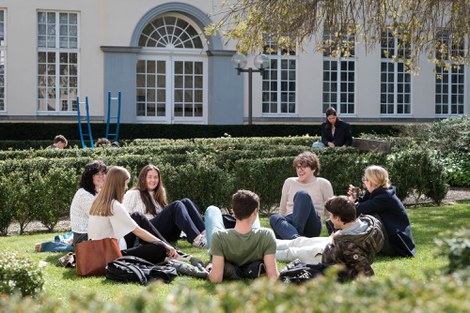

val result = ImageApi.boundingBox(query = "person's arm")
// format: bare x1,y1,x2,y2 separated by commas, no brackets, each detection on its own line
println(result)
320,123,330,146
208,255,225,283
355,193,388,216
344,122,353,146
132,226,177,258
263,254,279,280
279,179,289,215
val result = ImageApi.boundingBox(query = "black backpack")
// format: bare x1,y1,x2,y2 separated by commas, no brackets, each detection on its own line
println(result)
279,259,327,284
106,256,177,286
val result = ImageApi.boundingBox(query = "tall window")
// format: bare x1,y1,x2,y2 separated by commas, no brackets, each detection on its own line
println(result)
262,42,296,114
380,30,411,115
435,32,465,115
37,11,79,112
0,10,5,111
136,14,206,123
322,31,355,114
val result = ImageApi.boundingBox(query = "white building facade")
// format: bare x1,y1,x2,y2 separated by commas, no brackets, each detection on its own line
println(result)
0,1,467,125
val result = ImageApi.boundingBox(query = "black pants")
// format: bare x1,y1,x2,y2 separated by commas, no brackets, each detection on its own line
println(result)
121,242,167,265
122,212,169,264
125,212,169,249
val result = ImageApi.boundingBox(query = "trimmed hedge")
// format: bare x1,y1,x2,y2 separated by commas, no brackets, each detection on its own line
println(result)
0,136,449,234
0,269,468,312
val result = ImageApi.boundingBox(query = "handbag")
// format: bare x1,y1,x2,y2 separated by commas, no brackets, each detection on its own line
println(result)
75,237,122,276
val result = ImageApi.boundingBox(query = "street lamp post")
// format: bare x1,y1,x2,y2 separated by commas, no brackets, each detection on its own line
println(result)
231,53,270,125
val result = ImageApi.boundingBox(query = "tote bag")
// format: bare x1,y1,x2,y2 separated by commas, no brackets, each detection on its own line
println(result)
75,237,122,276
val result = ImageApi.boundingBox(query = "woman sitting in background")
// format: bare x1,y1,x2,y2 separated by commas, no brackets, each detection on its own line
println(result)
70,160,107,246
348,165,415,257
313,107,352,148
123,164,207,248
88,166,177,264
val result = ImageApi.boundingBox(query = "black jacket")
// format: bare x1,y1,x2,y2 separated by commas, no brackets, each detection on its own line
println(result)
356,187,416,257
321,119,352,147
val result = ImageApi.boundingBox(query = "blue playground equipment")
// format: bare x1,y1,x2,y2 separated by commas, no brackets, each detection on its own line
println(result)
77,91,122,148
105,91,122,142
76,96,94,148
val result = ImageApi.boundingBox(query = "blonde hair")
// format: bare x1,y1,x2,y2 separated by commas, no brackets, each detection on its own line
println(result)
364,165,391,189
89,166,130,216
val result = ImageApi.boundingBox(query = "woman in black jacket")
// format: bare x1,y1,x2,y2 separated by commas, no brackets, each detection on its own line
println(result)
348,165,416,257
320,107,352,147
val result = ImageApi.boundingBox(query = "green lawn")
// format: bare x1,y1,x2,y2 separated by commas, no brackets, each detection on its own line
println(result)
0,200,469,304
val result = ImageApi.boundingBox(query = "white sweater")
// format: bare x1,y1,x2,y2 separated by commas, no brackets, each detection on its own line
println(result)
279,176,334,217
70,188,96,233
122,189,163,219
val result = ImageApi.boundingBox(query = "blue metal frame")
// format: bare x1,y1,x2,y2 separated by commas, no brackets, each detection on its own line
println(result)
105,91,122,141
76,96,95,148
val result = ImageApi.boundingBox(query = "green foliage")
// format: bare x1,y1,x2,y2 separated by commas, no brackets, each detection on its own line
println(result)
387,149,448,204
442,153,470,187
435,228,470,274
0,270,469,312
0,250,44,297
0,176,14,236
34,168,78,231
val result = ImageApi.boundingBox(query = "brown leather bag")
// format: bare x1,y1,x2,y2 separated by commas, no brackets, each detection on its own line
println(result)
75,238,122,276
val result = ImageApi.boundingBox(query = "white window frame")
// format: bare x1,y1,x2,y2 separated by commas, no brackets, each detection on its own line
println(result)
435,32,466,117
0,9,6,113
37,11,79,115
136,13,208,124
322,31,356,115
261,46,297,116
380,30,412,116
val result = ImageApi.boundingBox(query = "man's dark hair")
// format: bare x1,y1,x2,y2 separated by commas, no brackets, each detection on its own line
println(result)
325,196,356,224
232,190,259,220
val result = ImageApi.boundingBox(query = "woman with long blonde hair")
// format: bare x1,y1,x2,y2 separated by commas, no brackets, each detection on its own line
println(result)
88,166,177,264
123,164,207,248
348,165,415,257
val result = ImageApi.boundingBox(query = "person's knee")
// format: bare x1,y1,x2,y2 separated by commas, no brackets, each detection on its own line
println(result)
293,190,311,201
270,214,282,227
205,205,221,220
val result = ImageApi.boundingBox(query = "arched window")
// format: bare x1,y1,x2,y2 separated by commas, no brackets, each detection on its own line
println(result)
138,15,203,49
136,14,207,124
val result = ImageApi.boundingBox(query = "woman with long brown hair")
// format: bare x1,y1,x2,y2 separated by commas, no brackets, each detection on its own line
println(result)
123,164,207,248
88,166,177,264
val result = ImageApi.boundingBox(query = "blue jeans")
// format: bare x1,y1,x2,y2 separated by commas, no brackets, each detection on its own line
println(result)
270,190,322,239
204,205,260,250
150,198,205,243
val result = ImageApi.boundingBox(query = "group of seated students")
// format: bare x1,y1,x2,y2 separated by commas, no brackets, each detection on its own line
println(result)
69,146,415,283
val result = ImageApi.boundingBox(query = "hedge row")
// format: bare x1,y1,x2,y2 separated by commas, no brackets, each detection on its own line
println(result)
0,269,468,312
0,137,448,235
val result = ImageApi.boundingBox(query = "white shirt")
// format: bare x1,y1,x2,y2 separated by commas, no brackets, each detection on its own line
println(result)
70,188,96,234
122,189,163,219
88,200,138,250
279,176,334,217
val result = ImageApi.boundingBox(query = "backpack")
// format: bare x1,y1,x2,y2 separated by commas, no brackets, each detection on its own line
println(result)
279,259,327,284
106,256,177,285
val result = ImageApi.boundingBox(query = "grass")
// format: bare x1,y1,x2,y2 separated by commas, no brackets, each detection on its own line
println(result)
0,200,469,304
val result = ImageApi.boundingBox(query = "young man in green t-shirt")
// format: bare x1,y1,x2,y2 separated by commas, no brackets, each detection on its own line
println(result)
206,190,279,283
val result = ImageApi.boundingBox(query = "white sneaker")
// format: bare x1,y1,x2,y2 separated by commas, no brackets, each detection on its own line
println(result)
192,234,208,249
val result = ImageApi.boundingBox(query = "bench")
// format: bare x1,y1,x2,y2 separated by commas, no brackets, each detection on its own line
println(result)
351,138,392,153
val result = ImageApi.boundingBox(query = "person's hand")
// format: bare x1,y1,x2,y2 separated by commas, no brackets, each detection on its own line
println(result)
348,184,358,202
327,142,335,148
165,244,178,259
205,263,213,272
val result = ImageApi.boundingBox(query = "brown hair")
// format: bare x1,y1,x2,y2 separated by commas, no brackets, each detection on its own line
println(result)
89,166,130,216
293,151,320,175
53,135,68,147
232,190,260,220
325,196,356,224
133,164,168,215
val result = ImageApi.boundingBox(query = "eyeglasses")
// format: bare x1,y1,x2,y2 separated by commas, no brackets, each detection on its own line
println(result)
295,164,307,170
361,176,368,183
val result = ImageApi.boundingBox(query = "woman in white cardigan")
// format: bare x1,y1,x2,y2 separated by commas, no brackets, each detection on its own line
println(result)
123,164,207,248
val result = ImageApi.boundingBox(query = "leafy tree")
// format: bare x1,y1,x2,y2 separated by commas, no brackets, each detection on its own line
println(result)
207,0,470,72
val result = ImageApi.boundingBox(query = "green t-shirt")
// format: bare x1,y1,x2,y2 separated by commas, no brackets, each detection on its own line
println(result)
210,227,276,266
